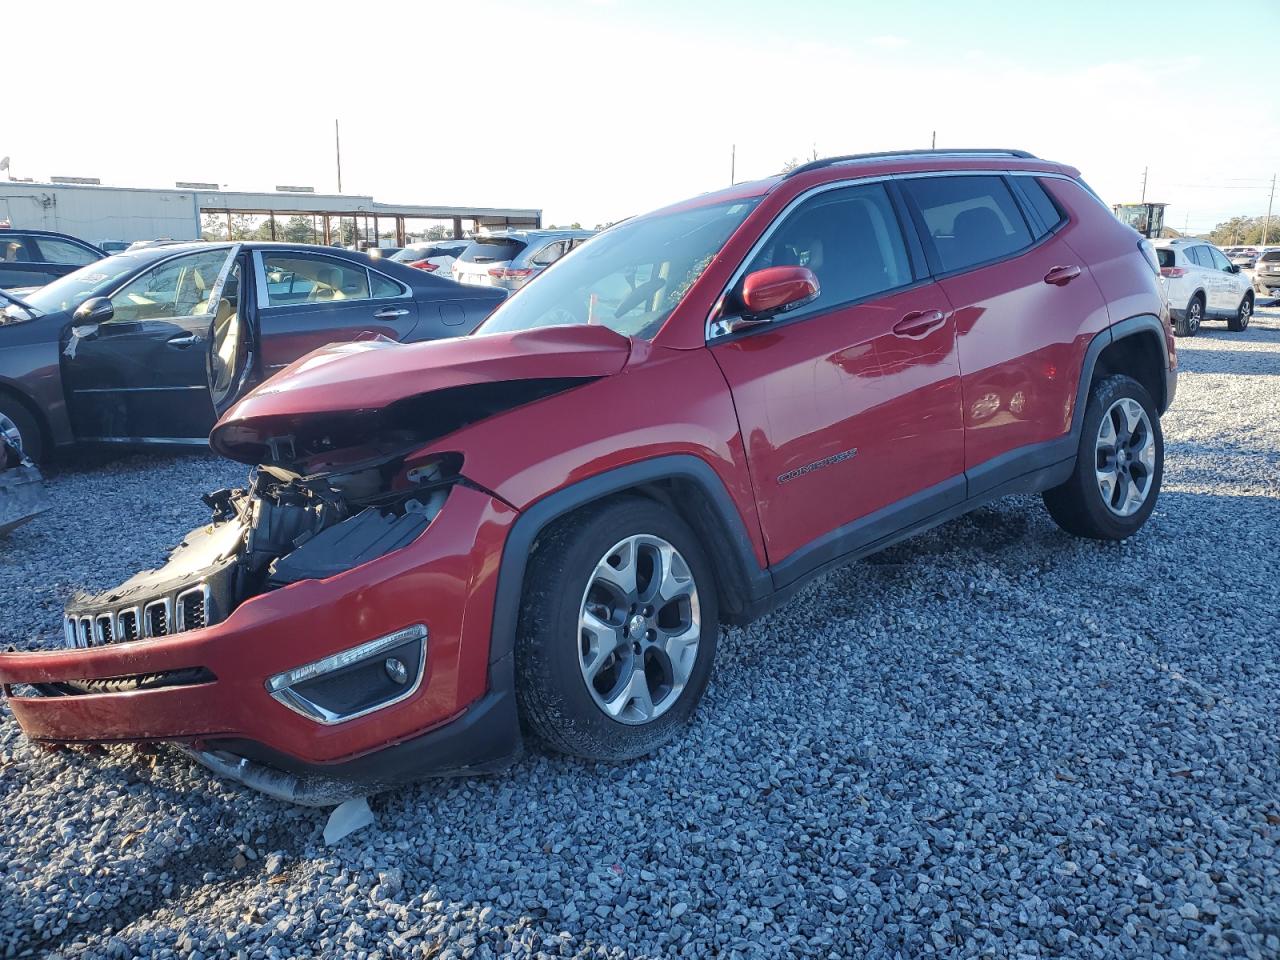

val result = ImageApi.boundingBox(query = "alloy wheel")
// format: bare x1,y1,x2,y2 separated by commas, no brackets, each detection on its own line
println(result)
577,534,701,724
1239,298,1252,329
1095,397,1156,517
0,412,24,453
1188,299,1202,335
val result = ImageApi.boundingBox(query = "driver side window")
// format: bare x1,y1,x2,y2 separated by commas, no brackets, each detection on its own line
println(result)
741,183,912,320
109,250,235,323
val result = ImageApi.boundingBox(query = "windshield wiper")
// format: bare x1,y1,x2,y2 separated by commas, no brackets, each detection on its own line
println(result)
0,287,40,318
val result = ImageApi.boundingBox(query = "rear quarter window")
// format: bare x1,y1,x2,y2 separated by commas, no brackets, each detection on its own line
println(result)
1015,178,1066,236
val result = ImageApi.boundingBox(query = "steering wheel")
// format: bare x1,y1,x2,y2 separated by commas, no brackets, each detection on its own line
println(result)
614,276,666,318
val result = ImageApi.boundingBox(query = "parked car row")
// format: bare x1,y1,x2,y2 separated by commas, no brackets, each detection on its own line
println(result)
0,242,505,461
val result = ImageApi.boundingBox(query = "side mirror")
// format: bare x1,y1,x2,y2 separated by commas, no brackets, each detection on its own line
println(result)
73,297,114,324
1228,263,1240,274
714,266,820,336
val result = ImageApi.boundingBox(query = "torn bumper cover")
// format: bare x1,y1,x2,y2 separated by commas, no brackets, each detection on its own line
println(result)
0,482,522,805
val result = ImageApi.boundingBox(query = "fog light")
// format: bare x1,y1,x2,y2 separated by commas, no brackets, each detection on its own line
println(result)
384,657,408,684
266,624,427,724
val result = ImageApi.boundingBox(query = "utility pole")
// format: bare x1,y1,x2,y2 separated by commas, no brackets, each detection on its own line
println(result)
730,144,735,185
335,119,343,194
1140,166,1148,203
931,130,936,149
1264,173,1276,246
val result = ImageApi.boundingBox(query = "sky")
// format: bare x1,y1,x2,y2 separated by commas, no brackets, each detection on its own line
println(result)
3,0,1278,234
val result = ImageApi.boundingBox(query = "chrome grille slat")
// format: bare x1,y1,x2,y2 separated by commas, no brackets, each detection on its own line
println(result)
94,614,114,645
78,616,94,648
143,598,172,638
117,608,141,644
69,583,211,647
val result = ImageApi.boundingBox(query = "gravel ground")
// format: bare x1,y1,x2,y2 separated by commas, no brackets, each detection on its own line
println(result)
2,308,1279,959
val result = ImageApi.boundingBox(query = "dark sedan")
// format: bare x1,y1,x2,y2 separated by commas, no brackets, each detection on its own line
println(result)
0,242,505,461
1,229,106,289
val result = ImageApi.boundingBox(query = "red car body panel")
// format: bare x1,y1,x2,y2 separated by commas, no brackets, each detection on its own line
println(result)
2,485,513,762
0,151,1176,798
711,283,964,564
210,324,633,463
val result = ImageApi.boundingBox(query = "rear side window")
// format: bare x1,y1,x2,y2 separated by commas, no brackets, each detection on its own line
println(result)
262,254,370,306
904,176,1033,273
1156,248,1176,268
460,238,527,263
743,181,912,315
1261,251,1280,262
0,235,33,262
1186,246,1209,268
1014,178,1065,236
34,237,100,265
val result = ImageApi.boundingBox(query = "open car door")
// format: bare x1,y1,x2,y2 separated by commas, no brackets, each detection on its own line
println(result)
61,245,240,443
206,245,256,417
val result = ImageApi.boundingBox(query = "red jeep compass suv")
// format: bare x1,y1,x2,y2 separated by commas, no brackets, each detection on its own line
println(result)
0,150,1175,803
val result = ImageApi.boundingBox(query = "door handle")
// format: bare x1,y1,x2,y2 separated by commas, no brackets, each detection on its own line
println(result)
1043,265,1082,286
892,309,947,339
166,333,202,347
373,307,410,319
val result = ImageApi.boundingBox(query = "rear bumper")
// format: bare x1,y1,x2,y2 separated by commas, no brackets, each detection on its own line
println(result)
0,485,521,790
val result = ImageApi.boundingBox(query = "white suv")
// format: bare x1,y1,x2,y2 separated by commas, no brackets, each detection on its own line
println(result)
1153,238,1254,336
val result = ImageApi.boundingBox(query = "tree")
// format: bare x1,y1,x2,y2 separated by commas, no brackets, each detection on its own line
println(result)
280,215,318,243
1207,214,1275,247
780,157,803,174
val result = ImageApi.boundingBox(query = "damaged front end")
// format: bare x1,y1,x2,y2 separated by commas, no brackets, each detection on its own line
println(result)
60,452,456,690
0,324,632,803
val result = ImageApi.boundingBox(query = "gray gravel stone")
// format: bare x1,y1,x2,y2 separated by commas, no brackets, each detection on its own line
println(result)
2,311,1280,957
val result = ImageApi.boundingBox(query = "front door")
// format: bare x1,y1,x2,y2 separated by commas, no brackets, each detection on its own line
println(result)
61,246,239,441
710,181,965,580
254,250,419,376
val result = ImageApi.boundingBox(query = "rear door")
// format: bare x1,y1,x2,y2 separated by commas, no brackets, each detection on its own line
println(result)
1204,246,1238,312
61,246,239,441
710,181,964,576
899,174,1109,487
254,250,419,375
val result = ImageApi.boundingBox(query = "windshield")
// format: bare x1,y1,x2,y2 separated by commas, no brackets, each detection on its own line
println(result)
5,254,151,318
478,198,760,340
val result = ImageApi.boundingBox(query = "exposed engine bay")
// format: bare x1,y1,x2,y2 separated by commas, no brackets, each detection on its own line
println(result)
63,453,459,655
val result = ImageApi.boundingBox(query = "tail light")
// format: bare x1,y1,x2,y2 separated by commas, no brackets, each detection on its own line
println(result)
1160,266,1188,278
410,260,438,272
489,267,533,281
1138,239,1161,278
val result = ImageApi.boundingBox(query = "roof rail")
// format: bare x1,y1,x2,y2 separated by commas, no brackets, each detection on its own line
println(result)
784,148,1037,178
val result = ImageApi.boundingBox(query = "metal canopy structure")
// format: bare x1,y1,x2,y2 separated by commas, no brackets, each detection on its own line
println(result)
0,180,541,246
194,190,543,245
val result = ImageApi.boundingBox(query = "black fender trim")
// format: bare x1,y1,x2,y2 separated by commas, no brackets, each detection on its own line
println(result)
488,454,771,666
1078,313,1175,416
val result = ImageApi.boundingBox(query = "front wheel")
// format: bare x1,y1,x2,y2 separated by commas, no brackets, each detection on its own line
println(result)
1227,292,1253,332
0,397,43,464
516,498,719,762
1043,374,1163,541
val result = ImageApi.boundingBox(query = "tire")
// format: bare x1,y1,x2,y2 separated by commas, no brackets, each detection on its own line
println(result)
1227,292,1253,332
515,497,720,762
1042,374,1163,541
1172,294,1203,337
0,395,43,463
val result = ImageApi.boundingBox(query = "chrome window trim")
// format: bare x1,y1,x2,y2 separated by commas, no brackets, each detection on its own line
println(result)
255,249,412,311
704,169,1078,343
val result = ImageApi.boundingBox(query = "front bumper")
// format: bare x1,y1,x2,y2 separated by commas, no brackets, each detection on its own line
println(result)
0,485,521,794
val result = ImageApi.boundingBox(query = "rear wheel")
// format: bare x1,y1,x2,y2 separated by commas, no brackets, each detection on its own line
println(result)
0,396,43,463
1227,292,1253,332
1173,294,1202,337
516,498,719,762
1043,374,1163,541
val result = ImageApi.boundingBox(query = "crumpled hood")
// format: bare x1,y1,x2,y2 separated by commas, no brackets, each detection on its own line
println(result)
209,324,632,465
